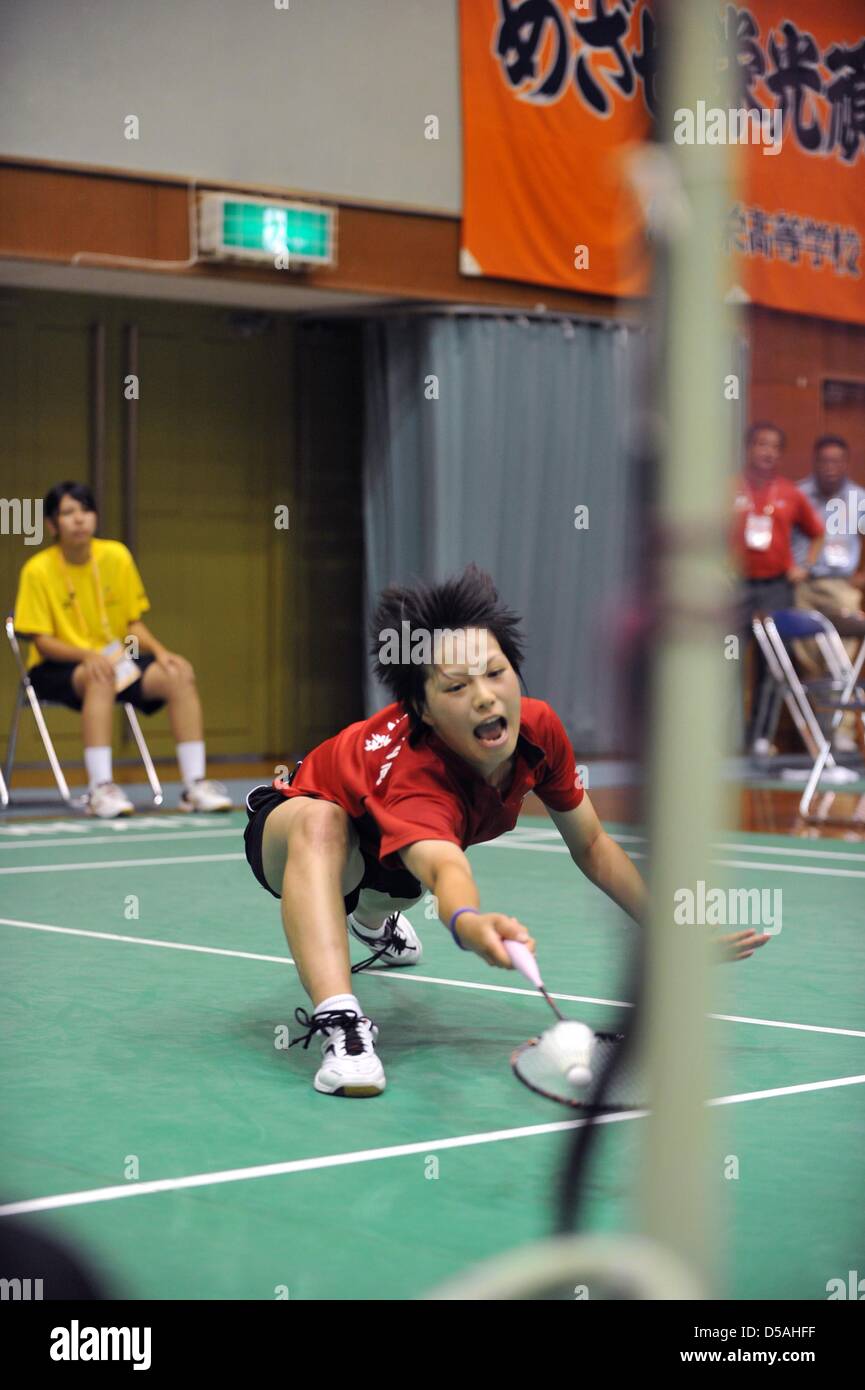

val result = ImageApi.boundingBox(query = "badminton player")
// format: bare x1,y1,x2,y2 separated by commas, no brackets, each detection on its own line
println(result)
244,565,768,1097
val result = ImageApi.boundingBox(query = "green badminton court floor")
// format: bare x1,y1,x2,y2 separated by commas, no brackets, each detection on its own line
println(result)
1,811,863,1299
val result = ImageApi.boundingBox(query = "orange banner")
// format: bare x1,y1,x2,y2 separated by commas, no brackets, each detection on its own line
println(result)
459,2,865,325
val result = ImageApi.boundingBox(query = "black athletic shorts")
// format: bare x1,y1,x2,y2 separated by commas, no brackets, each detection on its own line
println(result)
243,781,423,913
29,655,166,715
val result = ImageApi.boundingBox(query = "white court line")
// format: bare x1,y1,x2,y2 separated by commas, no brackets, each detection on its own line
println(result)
710,1074,865,1105
376,971,865,1040
504,827,865,861
487,840,570,854
501,825,865,859
3,916,864,1040
1,823,862,880
0,1111,640,1217
711,841,865,862
0,853,244,875
6,848,865,880
713,858,865,879
0,918,289,968
481,840,865,878
704,1012,865,1039
0,829,240,852
0,814,238,838
1,814,861,864
3,1073,863,1219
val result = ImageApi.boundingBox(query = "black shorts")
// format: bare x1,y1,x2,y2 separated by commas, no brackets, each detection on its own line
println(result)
29,655,166,715
243,782,423,913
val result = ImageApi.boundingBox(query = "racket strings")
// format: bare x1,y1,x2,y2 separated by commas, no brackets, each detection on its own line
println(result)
581,1033,646,1110
511,1029,646,1111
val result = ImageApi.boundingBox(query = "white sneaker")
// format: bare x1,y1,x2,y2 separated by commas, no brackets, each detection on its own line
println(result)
86,782,134,819
291,1007,385,1097
178,779,233,812
833,731,858,754
751,738,774,757
347,911,423,972
822,765,860,785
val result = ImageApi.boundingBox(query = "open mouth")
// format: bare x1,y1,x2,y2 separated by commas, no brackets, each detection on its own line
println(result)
473,716,508,747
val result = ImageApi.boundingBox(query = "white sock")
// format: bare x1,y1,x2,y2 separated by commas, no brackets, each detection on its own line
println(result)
84,746,113,790
314,993,363,1019
176,740,205,788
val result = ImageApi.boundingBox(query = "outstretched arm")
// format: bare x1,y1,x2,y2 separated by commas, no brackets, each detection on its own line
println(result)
548,797,768,963
399,839,535,969
548,798,647,924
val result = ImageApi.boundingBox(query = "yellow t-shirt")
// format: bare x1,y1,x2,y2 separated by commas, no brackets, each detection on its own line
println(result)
14,539,151,670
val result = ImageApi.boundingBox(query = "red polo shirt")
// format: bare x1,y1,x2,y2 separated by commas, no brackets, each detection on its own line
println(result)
732,472,823,580
273,697,584,869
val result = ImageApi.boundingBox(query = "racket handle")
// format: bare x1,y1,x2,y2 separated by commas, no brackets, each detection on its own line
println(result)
504,939,543,988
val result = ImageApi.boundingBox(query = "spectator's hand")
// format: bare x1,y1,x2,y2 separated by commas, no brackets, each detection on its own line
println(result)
715,929,771,962
786,565,808,583
81,650,116,684
155,650,192,679
453,912,536,968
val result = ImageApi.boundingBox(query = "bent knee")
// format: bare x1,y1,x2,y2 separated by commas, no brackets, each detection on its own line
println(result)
288,799,352,857
75,664,113,693
164,659,196,688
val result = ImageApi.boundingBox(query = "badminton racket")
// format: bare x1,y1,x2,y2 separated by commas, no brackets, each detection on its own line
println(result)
504,939,643,1111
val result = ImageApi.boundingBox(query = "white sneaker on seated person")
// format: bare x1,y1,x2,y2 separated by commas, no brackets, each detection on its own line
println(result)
179,778,232,812
750,738,775,757
87,782,135,818
781,764,859,784
823,764,860,784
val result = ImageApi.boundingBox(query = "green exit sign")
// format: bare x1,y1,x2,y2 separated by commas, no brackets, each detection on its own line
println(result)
198,193,336,267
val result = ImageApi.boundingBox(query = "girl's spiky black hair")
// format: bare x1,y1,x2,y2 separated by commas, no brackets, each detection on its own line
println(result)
369,563,526,744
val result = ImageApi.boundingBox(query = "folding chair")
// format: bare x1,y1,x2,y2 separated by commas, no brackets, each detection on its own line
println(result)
3,615,163,808
752,609,865,824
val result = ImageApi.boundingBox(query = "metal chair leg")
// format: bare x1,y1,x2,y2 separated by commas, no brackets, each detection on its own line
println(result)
754,628,831,763
122,704,163,806
750,669,776,746
6,616,76,806
799,737,835,819
23,684,73,802
764,687,784,747
3,684,25,790
799,634,865,821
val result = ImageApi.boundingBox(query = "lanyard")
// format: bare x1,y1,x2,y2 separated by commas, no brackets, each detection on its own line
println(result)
56,548,113,645
744,478,780,515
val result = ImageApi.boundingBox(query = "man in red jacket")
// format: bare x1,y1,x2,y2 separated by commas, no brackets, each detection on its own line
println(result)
245,566,768,1097
733,422,824,749
734,422,824,605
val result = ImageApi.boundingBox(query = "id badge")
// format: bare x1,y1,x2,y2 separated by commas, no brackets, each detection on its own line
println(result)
744,513,773,551
102,640,139,693
823,542,850,570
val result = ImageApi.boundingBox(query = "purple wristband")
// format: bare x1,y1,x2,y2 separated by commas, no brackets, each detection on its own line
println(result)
448,907,478,950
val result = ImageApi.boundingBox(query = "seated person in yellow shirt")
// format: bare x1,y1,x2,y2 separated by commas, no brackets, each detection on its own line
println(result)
13,481,232,818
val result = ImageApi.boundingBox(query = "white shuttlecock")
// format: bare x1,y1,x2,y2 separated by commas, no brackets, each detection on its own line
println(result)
536,1020,596,1088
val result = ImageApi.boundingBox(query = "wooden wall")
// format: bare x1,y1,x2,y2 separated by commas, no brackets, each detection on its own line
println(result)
747,305,865,482
0,289,365,774
0,160,628,320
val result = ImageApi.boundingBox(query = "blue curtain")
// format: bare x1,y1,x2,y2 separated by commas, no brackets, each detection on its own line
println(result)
362,313,645,754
